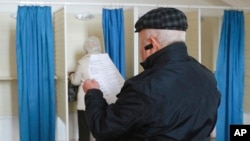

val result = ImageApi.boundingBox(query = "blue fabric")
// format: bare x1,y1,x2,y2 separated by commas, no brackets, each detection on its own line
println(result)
215,10,245,141
102,8,126,78
16,6,55,141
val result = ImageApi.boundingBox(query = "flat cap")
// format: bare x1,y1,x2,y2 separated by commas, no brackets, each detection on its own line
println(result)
135,7,188,32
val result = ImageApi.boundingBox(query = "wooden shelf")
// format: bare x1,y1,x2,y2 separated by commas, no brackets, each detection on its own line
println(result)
0,76,17,80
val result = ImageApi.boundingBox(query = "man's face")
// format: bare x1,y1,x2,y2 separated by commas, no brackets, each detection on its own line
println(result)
139,30,151,62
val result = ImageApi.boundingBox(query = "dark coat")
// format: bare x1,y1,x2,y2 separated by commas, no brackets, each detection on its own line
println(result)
85,42,221,141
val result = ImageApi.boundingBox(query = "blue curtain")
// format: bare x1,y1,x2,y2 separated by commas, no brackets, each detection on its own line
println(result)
215,10,245,141
102,8,126,78
16,6,55,141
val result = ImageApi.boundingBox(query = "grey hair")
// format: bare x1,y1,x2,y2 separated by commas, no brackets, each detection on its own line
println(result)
145,29,186,48
84,36,102,53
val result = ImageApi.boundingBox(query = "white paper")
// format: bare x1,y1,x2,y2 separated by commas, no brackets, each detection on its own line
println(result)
88,54,125,104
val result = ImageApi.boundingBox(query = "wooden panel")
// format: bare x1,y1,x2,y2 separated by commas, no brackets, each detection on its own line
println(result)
0,13,16,77
0,13,18,117
0,81,18,116
201,17,220,72
124,7,135,79
185,10,199,60
54,8,68,124
244,12,250,113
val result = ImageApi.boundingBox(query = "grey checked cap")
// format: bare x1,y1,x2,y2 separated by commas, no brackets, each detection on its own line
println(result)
135,7,188,32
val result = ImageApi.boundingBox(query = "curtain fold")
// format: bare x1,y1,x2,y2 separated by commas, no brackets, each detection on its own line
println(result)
215,10,245,141
102,8,126,78
16,6,55,141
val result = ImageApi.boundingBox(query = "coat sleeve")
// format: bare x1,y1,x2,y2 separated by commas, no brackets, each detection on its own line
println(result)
70,57,89,85
84,82,145,140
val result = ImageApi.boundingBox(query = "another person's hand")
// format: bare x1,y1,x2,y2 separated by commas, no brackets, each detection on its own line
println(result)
82,79,100,93
68,71,74,77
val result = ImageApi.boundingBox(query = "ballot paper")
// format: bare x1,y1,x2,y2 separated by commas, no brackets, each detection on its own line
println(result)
88,53,125,104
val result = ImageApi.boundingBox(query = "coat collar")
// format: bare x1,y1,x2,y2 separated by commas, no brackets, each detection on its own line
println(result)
140,42,189,69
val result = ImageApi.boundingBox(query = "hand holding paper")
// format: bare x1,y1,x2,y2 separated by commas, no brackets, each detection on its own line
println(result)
82,79,100,93
83,54,125,104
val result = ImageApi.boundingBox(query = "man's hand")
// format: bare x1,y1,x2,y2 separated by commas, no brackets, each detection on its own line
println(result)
82,79,100,93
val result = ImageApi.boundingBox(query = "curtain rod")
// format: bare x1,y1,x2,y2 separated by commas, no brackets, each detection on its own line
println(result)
1,1,250,10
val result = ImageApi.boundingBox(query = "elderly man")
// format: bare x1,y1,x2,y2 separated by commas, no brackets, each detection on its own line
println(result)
82,7,221,141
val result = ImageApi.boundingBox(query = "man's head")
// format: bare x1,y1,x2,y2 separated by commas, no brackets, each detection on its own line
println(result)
84,36,102,54
135,7,188,61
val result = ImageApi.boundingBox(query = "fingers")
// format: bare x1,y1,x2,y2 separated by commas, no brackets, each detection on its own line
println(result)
82,79,97,85
84,79,92,83
82,79,100,93
91,79,98,84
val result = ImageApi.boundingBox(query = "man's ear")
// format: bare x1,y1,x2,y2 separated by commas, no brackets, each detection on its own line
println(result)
148,37,161,54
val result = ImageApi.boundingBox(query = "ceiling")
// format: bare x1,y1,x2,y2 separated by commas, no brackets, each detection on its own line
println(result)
0,0,250,16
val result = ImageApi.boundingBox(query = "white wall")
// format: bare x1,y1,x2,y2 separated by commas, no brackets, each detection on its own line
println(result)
66,12,104,72
0,116,78,141
0,117,19,141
